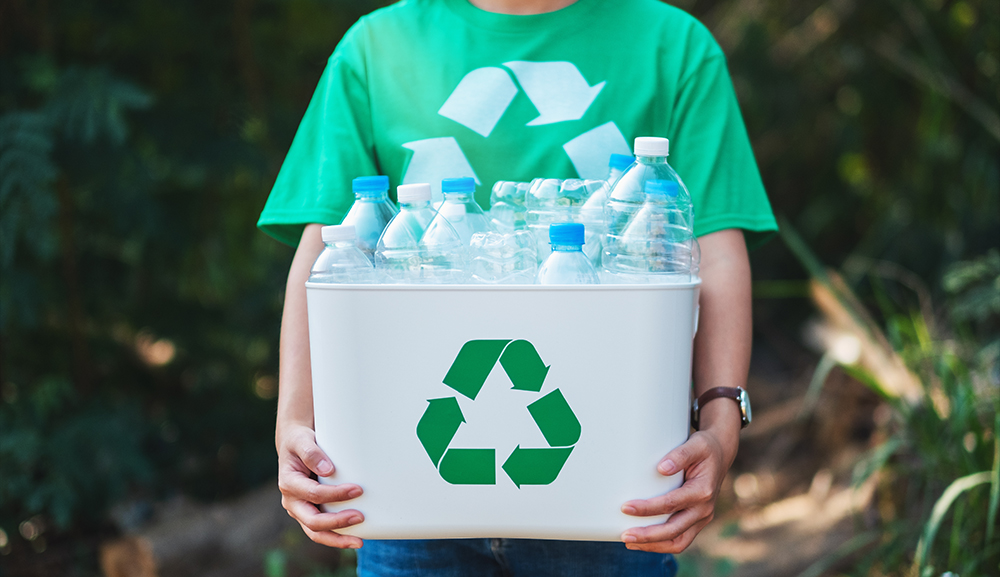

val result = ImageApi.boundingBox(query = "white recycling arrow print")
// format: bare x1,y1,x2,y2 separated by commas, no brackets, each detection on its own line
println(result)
401,137,480,200
503,61,605,126
426,61,619,183
438,67,519,138
562,121,632,180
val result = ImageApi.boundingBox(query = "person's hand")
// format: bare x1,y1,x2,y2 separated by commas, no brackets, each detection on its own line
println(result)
277,423,365,548
619,429,731,553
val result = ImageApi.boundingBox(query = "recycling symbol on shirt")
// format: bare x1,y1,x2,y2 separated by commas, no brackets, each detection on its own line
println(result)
416,339,581,487
402,61,632,196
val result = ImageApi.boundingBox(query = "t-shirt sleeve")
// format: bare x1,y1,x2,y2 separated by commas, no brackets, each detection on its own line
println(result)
257,21,377,247
667,53,778,250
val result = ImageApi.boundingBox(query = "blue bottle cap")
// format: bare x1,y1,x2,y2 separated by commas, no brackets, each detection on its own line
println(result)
441,177,476,194
548,223,585,246
646,180,679,198
353,175,390,197
608,153,635,172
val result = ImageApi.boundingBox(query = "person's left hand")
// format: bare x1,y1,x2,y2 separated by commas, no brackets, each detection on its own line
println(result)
619,429,729,553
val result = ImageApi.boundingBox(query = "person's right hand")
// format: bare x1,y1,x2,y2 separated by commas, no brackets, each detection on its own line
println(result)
277,424,365,548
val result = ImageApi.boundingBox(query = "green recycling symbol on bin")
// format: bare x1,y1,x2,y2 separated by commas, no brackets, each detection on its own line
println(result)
416,340,581,487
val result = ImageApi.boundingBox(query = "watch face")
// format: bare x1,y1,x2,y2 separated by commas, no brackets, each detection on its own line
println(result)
739,388,752,426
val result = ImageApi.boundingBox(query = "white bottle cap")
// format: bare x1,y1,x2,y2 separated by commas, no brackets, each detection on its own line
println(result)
633,137,669,157
321,224,356,243
397,183,432,203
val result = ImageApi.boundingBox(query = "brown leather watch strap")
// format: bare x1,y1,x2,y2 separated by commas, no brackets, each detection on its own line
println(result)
691,387,748,431
697,387,742,407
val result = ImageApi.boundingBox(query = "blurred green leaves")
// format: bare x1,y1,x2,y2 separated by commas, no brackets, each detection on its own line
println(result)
715,0,999,287
0,0,369,545
0,382,153,529
785,229,999,574
0,112,59,274
944,249,1000,324
44,67,152,145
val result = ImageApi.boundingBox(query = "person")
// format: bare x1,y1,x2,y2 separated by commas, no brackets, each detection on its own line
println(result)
257,0,777,574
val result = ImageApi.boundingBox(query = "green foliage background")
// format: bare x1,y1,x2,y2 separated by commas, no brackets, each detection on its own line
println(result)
0,0,997,573
0,0,386,536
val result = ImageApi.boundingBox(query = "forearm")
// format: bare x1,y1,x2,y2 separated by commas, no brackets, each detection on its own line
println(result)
691,229,752,467
276,223,326,450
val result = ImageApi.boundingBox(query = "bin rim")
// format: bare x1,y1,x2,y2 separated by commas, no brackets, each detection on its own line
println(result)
305,279,701,291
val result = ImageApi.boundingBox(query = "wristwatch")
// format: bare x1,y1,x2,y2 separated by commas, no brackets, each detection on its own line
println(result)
691,386,752,431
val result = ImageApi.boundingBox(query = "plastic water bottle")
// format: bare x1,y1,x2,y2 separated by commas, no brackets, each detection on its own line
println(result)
579,154,635,225
606,153,635,187
536,223,599,285
374,183,438,283
418,197,467,284
469,230,537,284
525,178,563,258
525,178,604,263
604,137,694,277
610,180,700,283
574,154,635,268
579,155,631,267
309,225,375,284
489,181,530,232
340,175,398,258
436,177,493,245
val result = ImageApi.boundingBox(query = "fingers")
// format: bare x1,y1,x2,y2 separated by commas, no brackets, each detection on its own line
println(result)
622,431,722,517
279,487,364,550
282,495,365,550
622,502,711,542
287,431,335,477
284,497,364,532
656,432,711,476
624,516,713,554
276,426,365,550
278,468,362,505
299,522,364,549
616,425,729,554
620,477,714,517
278,429,362,504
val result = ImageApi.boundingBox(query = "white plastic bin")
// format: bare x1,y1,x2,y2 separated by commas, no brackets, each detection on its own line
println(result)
305,282,700,541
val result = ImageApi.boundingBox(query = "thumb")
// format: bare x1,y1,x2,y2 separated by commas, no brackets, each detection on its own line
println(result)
294,433,335,477
657,434,705,476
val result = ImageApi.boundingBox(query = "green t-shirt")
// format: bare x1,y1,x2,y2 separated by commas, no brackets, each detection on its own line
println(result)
257,0,777,247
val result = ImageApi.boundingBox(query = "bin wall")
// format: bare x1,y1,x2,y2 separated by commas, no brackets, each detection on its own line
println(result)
306,284,699,541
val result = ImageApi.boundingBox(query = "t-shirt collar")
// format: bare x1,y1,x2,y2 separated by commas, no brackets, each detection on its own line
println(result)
442,0,602,33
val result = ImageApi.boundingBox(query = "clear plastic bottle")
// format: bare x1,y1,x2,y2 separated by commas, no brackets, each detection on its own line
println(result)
374,183,439,283
525,178,563,259
419,193,468,284
525,178,603,263
340,175,398,259
469,230,537,284
436,177,493,245
604,137,693,277
579,156,630,267
536,223,599,285
606,153,635,187
579,154,634,224
309,225,375,284
489,181,530,232
610,180,700,283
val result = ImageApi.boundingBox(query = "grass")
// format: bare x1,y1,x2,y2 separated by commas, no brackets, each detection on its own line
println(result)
780,221,999,576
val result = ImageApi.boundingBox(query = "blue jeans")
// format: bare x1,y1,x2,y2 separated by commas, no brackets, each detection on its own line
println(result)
357,539,678,576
